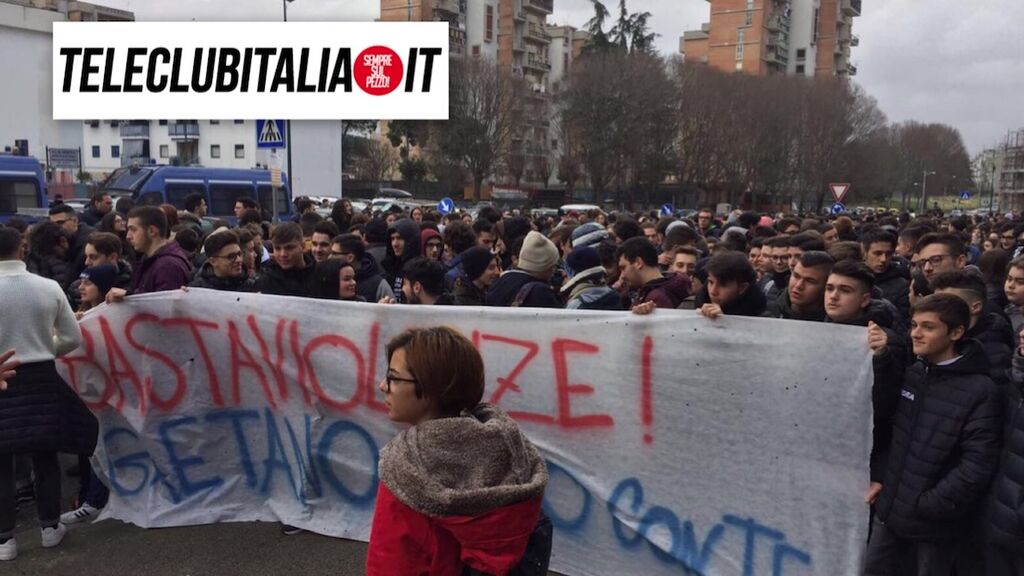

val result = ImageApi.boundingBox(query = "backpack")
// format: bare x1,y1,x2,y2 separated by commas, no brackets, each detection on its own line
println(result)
462,512,553,576
511,281,553,308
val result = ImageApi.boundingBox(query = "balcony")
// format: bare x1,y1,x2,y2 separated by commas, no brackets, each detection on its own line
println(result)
523,0,552,15
432,0,460,17
843,0,861,17
449,27,466,55
512,37,526,52
526,22,551,43
524,53,552,72
168,122,199,140
850,34,859,46
765,48,788,66
848,63,858,76
119,123,150,139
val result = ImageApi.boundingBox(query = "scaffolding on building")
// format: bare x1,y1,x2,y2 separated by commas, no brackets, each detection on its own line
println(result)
999,129,1024,211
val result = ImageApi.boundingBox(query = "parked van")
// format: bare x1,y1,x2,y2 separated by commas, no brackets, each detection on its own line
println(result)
558,203,601,217
100,165,293,222
0,155,48,223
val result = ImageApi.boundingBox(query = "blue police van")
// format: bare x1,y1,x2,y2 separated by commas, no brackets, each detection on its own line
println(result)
99,165,292,222
0,154,48,224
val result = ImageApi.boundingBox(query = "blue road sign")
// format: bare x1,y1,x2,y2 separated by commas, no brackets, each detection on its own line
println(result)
660,203,674,217
830,202,846,215
959,191,971,201
256,120,286,149
437,197,455,215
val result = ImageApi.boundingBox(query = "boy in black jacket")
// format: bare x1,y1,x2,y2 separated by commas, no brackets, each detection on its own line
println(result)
864,293,1003,576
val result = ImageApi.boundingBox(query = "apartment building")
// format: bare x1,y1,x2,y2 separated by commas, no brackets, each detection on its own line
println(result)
681,0,860,77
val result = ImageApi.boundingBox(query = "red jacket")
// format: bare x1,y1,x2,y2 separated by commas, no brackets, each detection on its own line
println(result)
366,483,543,576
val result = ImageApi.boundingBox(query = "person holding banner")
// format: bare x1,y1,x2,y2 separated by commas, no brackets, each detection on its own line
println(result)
0,350,18,391
0,226,87,560
366,327,550,576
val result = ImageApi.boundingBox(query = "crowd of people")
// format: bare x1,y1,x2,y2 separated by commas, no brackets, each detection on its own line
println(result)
1,189,1024,574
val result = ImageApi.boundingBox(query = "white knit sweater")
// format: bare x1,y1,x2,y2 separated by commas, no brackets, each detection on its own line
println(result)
0,260,82,363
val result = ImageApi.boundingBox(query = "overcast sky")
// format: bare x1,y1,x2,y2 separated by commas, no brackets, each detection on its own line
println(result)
109,0,1024,155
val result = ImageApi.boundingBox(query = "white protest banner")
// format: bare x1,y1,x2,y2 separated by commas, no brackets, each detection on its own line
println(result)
58,289,872,575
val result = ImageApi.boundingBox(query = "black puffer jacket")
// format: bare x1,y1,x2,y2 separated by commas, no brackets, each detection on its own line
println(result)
875,262,911,323
827,299,909,482
966,312,1014,387
485,270,562,308
988,354,1024,548
26,252,72,289
874,340,1004,541
189,262,257,292
694,283,767,317
0,361,98,456
255,253,318,297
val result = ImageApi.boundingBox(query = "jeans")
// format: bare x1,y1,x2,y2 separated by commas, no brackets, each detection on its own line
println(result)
863,518,960,576
76,455,109,509
0,452,61,540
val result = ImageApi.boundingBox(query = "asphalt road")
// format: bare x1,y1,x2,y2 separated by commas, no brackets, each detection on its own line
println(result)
6,456,561,576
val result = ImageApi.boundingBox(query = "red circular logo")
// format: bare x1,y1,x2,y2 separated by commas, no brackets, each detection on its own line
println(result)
354,46,404,96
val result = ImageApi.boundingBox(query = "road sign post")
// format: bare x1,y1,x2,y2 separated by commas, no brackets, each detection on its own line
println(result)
269,150,282,223
829,183,850,205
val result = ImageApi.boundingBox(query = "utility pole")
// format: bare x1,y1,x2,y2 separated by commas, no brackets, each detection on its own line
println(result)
919,170,936,213
283,0,294,192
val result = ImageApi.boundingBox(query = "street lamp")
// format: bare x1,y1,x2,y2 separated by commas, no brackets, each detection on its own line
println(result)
919,170,936,213
282,0,295,190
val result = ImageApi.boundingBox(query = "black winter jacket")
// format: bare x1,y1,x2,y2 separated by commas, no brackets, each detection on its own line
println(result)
355,253,393,303
485,270,562,308
189,262,257,292
26,252,72,289
0,361,98,456
988,353,1024,548
255,254,319,297
966,312,1014,387
875,262,911,323
694,283,767,317
874,340,1004,541
827,299,909,482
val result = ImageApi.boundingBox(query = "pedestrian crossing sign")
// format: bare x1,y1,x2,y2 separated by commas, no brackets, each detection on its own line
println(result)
256,120,286,149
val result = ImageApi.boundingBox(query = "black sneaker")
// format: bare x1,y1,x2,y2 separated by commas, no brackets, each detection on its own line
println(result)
280,524,304,536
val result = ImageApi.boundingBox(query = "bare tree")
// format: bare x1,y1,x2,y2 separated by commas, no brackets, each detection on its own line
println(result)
430,58,523,201
353,138,399,184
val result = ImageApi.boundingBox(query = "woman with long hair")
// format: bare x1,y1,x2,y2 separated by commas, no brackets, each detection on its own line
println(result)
366,327,550,575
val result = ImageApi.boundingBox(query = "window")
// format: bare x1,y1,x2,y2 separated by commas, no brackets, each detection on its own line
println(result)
736,29,745,60
91,146,100,158
109,121,120,128
745,10,753,26
210,120,220,124
472,45,480,57
210,144,221,159
234,119,244,124
796,64,805,74
209,183,256,216
0,181,42,213
796,48,806,61
166,183,206,209
138,191,163,206
111,145,120,158
257,184,290,216
234,144,245,159
158,119,168,125
746,0,754,8
563,53,569,71
159,144,169,158
485,5,494,42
